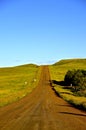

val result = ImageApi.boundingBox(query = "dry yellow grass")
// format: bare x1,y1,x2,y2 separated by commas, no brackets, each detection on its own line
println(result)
54,85,86,109
49,59,86,110
0,64,41,107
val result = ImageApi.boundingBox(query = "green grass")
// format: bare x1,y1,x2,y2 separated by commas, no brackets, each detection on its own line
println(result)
0,64,41,107
49,58,86,110
54,86,86,110
49,59,86,81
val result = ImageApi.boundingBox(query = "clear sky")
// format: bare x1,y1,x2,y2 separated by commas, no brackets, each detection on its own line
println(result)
0,0,86,67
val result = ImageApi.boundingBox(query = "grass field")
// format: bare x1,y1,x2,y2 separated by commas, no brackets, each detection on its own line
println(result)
54,85,86,110
49,58,86,110
0,64,41,107
49,59,86,81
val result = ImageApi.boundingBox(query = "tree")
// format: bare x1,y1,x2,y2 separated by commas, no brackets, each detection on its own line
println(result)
64,70,75,86
64,69,86,91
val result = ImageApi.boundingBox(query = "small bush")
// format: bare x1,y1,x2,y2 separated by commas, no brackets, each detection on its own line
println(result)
64,69,86,91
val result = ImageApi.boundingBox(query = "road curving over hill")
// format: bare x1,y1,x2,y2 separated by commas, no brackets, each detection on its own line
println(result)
0,66,86,130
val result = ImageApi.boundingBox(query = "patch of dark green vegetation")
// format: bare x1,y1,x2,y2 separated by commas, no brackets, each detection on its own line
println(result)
64,69,86,96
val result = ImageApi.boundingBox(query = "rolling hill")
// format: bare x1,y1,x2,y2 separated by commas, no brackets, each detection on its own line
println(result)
49,58,86,110
49,58,86,81
0,64,40,107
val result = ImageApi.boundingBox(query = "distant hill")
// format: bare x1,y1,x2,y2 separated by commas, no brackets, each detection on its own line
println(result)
50,58,86,81
53,58,86,68
0,63,38,69
15,63,38,68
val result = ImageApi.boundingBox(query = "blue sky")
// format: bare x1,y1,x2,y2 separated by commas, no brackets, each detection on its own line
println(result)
0,0,86,67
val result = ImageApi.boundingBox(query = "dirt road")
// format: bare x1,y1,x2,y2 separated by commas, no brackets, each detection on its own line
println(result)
0,66,86,130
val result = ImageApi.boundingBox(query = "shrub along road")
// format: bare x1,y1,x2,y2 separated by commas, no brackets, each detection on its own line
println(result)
0,66,86,130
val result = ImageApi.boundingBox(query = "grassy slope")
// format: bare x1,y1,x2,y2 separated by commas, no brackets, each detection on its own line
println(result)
49,58,86,110
0,64,41,107
50,58,86,81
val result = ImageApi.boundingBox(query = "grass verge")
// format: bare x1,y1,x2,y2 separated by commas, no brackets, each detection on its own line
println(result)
54,85,86,110
0,64,41,107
